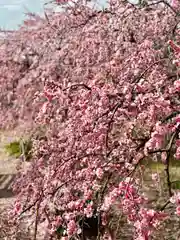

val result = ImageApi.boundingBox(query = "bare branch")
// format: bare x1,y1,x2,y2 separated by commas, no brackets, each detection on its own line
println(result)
145,0,178,15
105,102,122,156
63,83,91,91
33,199,41,240
19,197,40,217
132,60,165,84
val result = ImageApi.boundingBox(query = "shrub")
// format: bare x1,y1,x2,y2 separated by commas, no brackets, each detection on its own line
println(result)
5,138,32,161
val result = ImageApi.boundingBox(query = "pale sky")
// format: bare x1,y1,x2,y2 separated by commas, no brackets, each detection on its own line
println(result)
0,0,138,30
0,0,47,29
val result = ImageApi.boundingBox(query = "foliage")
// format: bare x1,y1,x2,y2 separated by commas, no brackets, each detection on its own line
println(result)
4,138,32,161
5,141,21,157
0,0,180,239
171,180,180,190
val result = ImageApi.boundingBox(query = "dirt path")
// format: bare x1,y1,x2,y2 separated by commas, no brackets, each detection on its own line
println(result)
0,129,25,210
0,128,46,240
0,158,19,210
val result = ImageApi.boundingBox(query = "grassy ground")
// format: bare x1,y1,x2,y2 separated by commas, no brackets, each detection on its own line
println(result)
106,158,180,239
139,159,180,240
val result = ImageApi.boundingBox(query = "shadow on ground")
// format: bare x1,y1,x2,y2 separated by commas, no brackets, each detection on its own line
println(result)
0,174,16,198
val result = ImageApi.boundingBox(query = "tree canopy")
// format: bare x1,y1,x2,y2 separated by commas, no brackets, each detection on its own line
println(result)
0,0,180,239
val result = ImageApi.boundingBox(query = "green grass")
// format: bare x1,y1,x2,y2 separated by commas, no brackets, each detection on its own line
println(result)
140,158,180,191
4,138,32,161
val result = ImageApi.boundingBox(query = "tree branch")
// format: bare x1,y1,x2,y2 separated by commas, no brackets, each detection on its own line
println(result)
63,83,91,91
105,102,122,157
33,199,41,240
132,60,165,84
165,150,172,197
145,0,178,15
19,197,41,217
149,125,180,197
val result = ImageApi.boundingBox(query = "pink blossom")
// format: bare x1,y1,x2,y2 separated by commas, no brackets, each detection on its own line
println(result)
174,80,180,91
151,173,159,182
169,40,180,53
84,202,93,218
170,0,179,8
161,152,167,163
56,0,69,4
95,168,104,179
55,216,62,226
1,0,180,239
176,206,180,216
67,220,77,237
175,147,180,159
175,115,180,123
41,102,49,114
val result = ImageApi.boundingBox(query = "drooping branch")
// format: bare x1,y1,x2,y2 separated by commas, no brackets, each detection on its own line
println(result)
145,0,179,15
149,125,180,197
19,197,41,217
33,199,41,240
132,59,165,84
